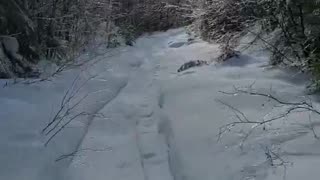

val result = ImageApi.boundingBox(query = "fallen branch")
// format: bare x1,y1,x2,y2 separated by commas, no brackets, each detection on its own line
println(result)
42,74,99,147
55,146,113,162
217,86,320,143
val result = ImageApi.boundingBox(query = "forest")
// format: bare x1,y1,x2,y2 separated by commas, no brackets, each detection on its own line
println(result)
0,0,191,78
2,1,320,180
1,0,320,86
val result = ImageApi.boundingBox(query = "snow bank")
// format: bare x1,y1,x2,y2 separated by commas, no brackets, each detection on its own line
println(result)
0,47,132,180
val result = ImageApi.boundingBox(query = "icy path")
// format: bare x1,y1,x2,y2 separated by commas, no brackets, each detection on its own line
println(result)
1,29,320,180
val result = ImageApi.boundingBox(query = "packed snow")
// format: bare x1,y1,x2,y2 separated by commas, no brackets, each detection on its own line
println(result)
1,28,320,180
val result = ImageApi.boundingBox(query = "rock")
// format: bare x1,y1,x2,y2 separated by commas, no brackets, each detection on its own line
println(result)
0,36,19,55
0,44,14,78
177,60,209,72
0,37,40,79
217,48,241,62
188,37,195,42
169,42,186,48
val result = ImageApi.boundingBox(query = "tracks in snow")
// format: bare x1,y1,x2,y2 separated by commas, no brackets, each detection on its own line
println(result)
132,61,175,180
66,52,177,180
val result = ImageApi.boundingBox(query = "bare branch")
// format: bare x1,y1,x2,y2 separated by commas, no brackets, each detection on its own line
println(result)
55,146,113,162
218,86,320,144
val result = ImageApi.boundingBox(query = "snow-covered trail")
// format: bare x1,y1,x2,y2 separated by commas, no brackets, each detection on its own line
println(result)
67,28,320,180
153,30,320,180
152,30,320,180
1,28,320,180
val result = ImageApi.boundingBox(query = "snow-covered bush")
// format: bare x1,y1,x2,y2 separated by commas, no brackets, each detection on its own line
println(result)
0,0,192,78
253,0,320,90
198,0,259,42
115,1,192,38
195,0,320,90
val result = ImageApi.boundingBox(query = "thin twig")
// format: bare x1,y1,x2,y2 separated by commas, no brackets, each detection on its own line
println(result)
218,86,320,143
55,147,113,162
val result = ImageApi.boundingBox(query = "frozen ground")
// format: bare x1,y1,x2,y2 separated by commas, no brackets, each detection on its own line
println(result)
1,28,320,180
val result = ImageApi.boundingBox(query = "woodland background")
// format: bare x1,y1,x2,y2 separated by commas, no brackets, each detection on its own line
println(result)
2,0,320,89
